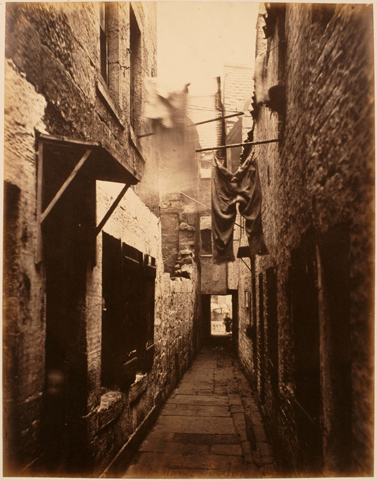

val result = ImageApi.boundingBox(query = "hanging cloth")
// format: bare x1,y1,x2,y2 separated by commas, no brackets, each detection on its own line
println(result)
211,153,268,264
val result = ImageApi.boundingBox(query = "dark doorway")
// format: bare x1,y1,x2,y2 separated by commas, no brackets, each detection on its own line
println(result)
229,290,239,352
3,182,21,475
318,224,352,474
42,153,95,475
266,267,279,399
291,231,322,475
201,294,211,344
258,273,265,404
251,257,258,379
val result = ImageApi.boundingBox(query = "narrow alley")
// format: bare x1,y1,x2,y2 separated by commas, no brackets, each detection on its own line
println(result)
123,339,274,478
3,2,374,478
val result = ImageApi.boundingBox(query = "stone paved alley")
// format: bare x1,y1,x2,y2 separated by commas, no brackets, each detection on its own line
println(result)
123,339,275,478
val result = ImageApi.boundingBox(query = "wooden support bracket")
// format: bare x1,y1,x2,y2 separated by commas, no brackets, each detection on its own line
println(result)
35,147,92,264
95,184,130,236
40,149,93,224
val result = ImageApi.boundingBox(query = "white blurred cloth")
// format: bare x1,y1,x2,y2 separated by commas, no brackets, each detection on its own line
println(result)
144,78,189,128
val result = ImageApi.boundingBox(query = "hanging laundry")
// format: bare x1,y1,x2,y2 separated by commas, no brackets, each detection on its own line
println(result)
212,153,268,264
144,78,189,128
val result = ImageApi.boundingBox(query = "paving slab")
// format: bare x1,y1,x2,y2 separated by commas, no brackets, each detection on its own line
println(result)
161,404,230,417
134,452,243,470
211,444,243,456
151,415,236,434
167,464,261,478
170,394,228,405
123,463,171,478
121,345,274,478
173,433,241,445
166,467,257,478
139,439,210,456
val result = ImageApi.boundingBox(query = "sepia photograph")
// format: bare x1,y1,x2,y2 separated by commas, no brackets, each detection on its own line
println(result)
2,1,375,478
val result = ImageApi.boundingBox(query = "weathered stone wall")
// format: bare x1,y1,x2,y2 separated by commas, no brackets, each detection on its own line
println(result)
4,2,201,475
88,184,200,475
5,2,157,193
237,3,374,476
3,59,48,474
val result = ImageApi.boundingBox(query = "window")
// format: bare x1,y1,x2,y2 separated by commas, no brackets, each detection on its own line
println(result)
201,228,212,254
101,233,156,391
130,6,142,132
99,3,108,84
98,3,122,112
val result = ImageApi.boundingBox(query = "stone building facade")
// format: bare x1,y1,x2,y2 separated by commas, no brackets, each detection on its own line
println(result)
236,3,374,476
4,2,202,476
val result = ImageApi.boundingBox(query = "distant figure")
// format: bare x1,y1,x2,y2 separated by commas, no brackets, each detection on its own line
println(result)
223,315,232,333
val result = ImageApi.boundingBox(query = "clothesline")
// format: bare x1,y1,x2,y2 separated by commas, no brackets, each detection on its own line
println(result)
196,138,281,153
138,111,244,138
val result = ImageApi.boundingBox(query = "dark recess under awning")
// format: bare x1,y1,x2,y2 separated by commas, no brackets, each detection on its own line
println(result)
35,132,140,263
37,132,141,185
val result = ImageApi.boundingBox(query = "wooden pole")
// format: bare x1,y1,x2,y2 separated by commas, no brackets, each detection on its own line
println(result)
196,138,281,153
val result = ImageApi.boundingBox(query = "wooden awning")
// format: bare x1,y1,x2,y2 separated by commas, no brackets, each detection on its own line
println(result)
35,132,141,263
37,132,141,184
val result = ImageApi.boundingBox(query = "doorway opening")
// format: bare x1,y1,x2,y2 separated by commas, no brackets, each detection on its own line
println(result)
210,295,233,336
42,154,95,475
291,231,322,474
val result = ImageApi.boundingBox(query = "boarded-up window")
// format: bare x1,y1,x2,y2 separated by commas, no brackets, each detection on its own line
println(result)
102,233,156,390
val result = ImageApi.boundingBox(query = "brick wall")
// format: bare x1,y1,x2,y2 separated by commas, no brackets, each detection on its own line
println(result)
237,3,374,475
85,184,200,475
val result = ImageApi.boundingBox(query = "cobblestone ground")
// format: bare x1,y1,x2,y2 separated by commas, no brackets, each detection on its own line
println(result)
123,340,275,478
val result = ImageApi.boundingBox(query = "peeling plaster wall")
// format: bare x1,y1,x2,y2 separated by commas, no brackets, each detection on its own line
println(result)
4,59,48,474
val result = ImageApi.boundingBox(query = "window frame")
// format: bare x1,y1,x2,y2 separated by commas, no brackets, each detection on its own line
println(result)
99,3,109,85
101,233,156,391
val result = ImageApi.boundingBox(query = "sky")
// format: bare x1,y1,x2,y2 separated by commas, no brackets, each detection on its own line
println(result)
157,1,260,95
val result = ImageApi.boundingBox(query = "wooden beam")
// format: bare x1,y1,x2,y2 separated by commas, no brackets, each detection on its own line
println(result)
35,141,44,264
95,184,130,236
40,149,92,224
196,138,281,153
37,133,101,149
138,112,245,138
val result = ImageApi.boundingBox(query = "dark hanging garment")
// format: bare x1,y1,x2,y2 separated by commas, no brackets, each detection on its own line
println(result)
212,153,268,264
